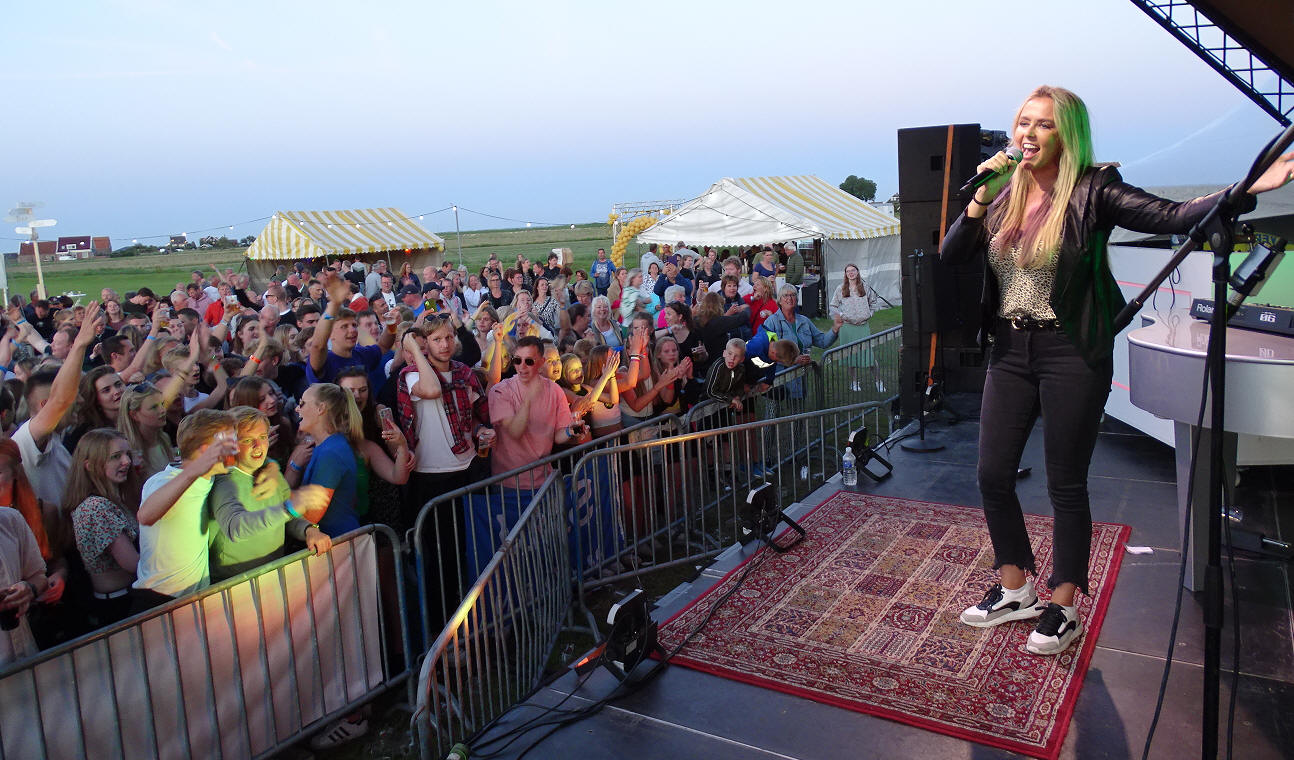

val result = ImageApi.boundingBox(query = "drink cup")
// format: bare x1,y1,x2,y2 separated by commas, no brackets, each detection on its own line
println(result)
216,430,237,466
476,428,495,456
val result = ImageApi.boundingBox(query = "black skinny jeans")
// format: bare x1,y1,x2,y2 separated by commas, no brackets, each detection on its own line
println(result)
977,321,1112,595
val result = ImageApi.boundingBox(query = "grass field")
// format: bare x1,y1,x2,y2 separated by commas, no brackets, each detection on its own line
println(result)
4,222,618,301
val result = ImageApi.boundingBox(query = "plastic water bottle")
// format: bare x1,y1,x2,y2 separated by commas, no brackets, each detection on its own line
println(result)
842,447,858,487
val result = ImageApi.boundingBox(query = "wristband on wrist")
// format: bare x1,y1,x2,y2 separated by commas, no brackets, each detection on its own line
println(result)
283,499,302,519
250,356,262,364
146,335,158,341
970,196,991,207
322,313,336,321
288,460,303,472
16,319,27,325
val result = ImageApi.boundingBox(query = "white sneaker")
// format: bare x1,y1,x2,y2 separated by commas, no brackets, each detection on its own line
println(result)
799,465,809,480
959,581,1044,628
875,379,886,393
1026,603,1083,655
849,381,862,392
309,715,368,749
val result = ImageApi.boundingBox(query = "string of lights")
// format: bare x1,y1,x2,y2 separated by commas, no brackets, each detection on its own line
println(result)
2,203,591,245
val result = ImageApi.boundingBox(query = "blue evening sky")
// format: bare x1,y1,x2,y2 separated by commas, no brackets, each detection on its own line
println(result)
1,0,1282,244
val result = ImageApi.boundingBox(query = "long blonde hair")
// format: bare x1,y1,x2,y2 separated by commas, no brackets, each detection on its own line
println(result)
988,85,1094,269
309,382,364,452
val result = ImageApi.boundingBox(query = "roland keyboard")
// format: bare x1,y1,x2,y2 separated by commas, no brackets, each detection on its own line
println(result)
1188,299,1294,338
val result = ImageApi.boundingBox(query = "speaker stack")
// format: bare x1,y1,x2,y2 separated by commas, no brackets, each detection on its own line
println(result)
896,124,1008,420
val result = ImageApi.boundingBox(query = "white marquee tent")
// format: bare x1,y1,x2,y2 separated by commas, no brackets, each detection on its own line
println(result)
636,175,902,304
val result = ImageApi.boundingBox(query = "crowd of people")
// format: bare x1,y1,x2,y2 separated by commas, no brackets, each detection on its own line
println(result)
0,239,883,677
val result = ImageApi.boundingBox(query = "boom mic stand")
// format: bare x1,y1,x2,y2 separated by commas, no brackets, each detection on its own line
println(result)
1113,120,1294,760
901,249,944,453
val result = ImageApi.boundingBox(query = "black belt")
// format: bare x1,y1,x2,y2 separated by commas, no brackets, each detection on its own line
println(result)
1003,316,1061,331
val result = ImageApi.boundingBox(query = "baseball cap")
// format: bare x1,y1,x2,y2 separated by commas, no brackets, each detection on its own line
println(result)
399,284,421,297
422,282,441,294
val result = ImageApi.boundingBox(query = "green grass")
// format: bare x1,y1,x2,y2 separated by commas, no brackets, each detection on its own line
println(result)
5,223,619,301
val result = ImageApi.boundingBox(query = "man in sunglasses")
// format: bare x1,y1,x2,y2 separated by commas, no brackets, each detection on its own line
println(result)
487,336,582,492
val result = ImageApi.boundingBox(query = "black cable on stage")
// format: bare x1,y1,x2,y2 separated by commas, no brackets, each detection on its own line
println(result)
1140,357,1212,760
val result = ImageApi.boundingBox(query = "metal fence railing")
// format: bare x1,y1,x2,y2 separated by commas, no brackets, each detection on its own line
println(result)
819,325,901,409
573,400,892,593
0,525,409,760
408,416,680,654
411,472,570,760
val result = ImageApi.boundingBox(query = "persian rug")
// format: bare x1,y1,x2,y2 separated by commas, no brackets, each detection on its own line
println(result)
657,491,1130,760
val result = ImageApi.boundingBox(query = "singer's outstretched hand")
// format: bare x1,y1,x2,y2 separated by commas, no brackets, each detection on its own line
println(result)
1248,152,1294,195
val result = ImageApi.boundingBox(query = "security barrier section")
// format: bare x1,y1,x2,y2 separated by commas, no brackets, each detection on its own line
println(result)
412,474,570,759
820,325,900,409
409,417,681,653
573,400,890,593
0,526,409,760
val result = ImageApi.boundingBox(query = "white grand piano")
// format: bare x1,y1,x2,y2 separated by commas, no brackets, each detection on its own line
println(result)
1126,309,1294,589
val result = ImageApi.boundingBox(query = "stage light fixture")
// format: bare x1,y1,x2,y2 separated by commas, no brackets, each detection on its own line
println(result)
573,588,660,681
739,483,805,553
847,427,894,483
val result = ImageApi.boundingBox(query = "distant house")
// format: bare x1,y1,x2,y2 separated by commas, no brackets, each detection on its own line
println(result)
92,236,112,256
57,236,93,259
19,241,57,259
169,234,187,249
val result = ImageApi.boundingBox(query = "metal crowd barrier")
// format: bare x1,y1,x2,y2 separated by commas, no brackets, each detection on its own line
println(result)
412,472,569,760
408,416,680,655
571,400,892,594
819,325,901,409
0,525,409,760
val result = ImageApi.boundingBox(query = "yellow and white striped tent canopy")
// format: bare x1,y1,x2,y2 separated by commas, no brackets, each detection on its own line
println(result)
636,175,899,246
246,208,444,261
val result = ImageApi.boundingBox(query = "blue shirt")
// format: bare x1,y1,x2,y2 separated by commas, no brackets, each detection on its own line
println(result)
591,259,616,288
303,433,360,536
306,343,383,385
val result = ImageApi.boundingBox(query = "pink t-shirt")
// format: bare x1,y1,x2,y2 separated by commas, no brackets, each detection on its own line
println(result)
488,376,571,490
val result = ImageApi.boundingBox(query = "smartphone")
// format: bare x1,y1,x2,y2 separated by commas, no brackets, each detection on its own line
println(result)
377,405,395,428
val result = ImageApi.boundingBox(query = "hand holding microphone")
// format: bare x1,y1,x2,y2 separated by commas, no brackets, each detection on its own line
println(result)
961,146,1024,198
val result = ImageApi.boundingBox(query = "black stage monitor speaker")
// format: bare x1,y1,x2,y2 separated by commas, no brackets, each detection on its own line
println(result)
897,125,1008,419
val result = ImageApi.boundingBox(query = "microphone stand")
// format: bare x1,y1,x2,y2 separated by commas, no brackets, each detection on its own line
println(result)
901,249,944,453
1112,121,1294,760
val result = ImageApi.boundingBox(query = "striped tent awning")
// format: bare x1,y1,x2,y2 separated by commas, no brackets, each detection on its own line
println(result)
637,175,899,246
245,208,445,261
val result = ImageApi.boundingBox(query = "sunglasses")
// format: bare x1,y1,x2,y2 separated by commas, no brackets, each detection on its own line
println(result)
131,382,155,393
512,356,537,366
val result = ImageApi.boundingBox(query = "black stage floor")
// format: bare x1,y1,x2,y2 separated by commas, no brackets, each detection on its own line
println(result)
477,398,1294,759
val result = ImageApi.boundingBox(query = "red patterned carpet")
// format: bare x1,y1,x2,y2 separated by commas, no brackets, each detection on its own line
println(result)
657,491,1130,760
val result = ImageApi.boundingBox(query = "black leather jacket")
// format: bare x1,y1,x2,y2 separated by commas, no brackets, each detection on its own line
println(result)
940,165,1253,368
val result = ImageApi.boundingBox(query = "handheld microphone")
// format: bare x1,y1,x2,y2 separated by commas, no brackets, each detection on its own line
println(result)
959,146,1023,194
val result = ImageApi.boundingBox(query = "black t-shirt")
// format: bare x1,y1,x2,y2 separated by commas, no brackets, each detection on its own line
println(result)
277,363,308,402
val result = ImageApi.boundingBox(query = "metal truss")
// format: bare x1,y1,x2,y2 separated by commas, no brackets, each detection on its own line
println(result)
1131,0,1293,126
